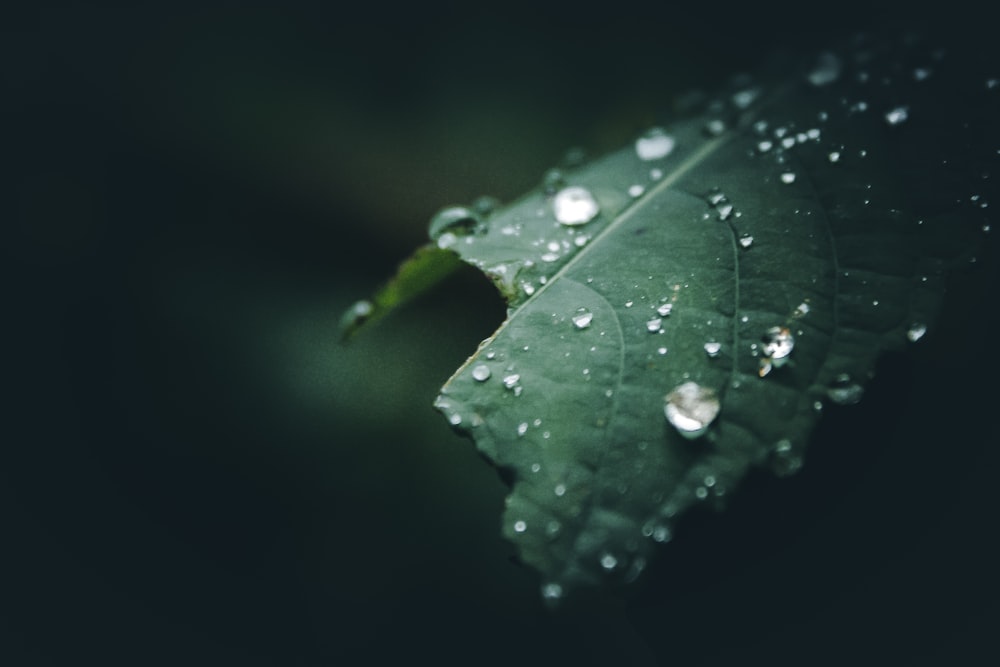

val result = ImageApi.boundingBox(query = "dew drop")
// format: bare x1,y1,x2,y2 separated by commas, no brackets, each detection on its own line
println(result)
828,151,841,163
657,346,668,355
907,323,927,342
758,140,773,153
628,184,645,197
572,307,594,330
600,553,618,570
780,172,797,184
503,373,521,389
429,206,478,241
704,341,722,357
717,203,734,220
650,168,663,180
664,382,720,438
884,106,909,126
704,119,726,136
635,127,676,161
827,374,864,405
553,186,600,226
657,303,673,317
517,422,528,436
514,520,527,533
808,52,841,86
471,364,491,382
652,525,672,543
542,583,563,600
646,317,663,333
738,234,754,248
554,483,566,497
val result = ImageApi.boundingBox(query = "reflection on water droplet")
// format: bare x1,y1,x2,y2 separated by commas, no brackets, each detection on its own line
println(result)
884,106,909,125
572,307,594,329
704,341,722,357
514,520,527,533
762,326,794,360
664,382,720,438
907,323,927,342
780,172,796,184
553,186,599,226
646,317,663,333
739,234,754,248
808,52,841,86
471,364,491,382
635,127,676,161
600,553,618,570
827,374,864,405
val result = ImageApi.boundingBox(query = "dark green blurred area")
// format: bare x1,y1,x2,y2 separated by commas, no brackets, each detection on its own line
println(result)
5,3,999,665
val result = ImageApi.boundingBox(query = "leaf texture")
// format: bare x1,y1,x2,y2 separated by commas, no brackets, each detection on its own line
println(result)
410,35,997,600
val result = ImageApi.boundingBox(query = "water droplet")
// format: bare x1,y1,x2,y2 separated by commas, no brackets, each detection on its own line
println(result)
514,520,527,533
635,127,676,161
907,323,927,342
780,172,796,184
531,463,541,473
695,486,708,500
762,326,795,360
572,307,594,330
884,106,909,125
781,136,796,149
738,234,754,248
828,151,841,163
625,300,634,308
646,317,663,333
600,553,618,570
628,184,645,198
913,67,931,81
429,206,479,242
808,52,841,86
541,583,563,600
717,203,734,220
554,483,566,497
704,341,722,357
657,303,673,317
757,140,773,153
652,525,672,542
827,374,864,405
471,364,491,382
553,186,599,226
657,346,668,355
503,373,521,389
703,119,726,136
341,299,374,332
795,302,811,316
540,251,560,263
664,382,720,438
732,88,758,109
517,422,528,436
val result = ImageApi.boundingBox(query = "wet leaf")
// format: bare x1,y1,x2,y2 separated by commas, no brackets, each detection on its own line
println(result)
360,35,998,600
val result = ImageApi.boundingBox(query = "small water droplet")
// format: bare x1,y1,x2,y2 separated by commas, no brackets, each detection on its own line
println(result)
628,184,645,197
827,374,864,405
906,323,927,342
635,127,676,161
572,307,594,330
757,140,773,153
540,251,560,262
738,234,754,248
732,88,758,109
553,186,599,226
502,374,520,390
664,382,720,438
531,463,541,473
695,486,708,499
652,525,672,542
657,303,673,317
657,346,668,355
717,203,734,220
808,52,841,86
913,67,931,81
781,136,796,149
795,302,810,316
541,583,563,600
762,326,795,360
704,341,722,357
703,119,726,136
471,364,491,382
625,300,634,308
646,317,663,333
517,422,528,436
828,151,841,163
780,172,797,184
600,553,618,570
554,483,566,497
514,520,527,533
429,206,478,241
884,106,909,126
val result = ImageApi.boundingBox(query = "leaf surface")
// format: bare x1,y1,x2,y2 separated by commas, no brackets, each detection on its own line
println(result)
377,36,997,600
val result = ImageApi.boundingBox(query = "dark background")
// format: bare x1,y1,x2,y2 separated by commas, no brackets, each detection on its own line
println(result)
5,3,998,665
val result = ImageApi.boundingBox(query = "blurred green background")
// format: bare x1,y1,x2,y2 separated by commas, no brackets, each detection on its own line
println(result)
5,3,999,665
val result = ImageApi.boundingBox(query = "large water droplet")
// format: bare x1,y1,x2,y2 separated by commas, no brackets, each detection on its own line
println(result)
635,127,676,161
553,186,600,226
471,364,491,382
572,308,594,330
762,326,795,360
429,206,478,241
664,382,720,438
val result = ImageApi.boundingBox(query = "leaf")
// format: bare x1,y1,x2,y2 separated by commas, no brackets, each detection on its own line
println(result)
360,35,997,601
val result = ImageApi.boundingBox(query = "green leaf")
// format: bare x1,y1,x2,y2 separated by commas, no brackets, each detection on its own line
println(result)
365,36,997,601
